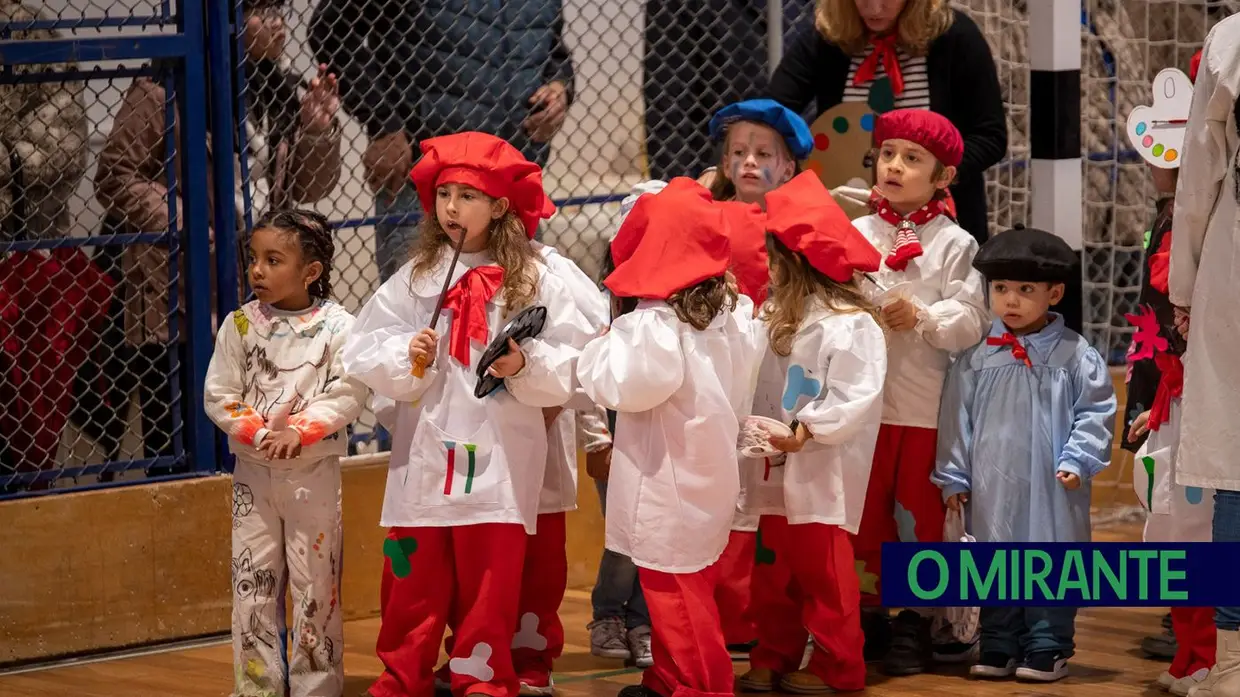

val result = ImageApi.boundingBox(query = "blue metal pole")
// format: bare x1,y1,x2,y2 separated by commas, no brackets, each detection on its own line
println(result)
178,0,219,475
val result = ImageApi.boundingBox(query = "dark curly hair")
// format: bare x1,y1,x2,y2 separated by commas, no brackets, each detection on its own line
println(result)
252,208,335,299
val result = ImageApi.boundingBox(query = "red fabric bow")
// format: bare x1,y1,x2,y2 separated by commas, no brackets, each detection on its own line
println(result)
854,33,904,95
441,265,505,367
871,195,950,270
987,332,1033,368
1148,353,1184,432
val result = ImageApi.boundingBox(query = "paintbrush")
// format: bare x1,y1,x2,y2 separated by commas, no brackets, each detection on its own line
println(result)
412,229,468,378
862,272,888,293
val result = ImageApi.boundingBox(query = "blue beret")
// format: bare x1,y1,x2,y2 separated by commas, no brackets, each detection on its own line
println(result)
709,99,814,160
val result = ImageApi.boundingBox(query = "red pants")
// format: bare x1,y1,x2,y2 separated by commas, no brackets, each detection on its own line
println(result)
715,530,756,646
371,523,527,697
638,562,734,697
852,424,945,606
1170,607,1216,678
750,516,865,691
512,512,568,683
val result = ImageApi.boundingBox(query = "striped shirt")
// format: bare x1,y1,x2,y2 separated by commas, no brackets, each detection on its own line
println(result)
843,47,931,110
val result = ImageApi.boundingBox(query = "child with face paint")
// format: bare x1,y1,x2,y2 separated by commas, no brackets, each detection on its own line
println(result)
705,99,813,208
849,109,990,676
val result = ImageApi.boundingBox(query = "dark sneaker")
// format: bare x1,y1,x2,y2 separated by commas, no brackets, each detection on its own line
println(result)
1163,612,1173,630
862,611,892,663
969,652,1017,678
617,686,663,697
1141,630,1177,660
1015,651,1069,682
881,610,931,676
933,640,980,664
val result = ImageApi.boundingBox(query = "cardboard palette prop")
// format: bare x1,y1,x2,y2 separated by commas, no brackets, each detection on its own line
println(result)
738,415,794,459
801,78,895,219
1125,68,1193,169
474,305,548,398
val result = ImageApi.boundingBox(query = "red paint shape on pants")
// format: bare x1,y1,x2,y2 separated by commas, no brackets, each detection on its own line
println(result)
750,516,865,691
1170,607,1216,678
512,512,568,684
715,530,756,646
370,523,527,697
851,424,945,606
638,562,735,697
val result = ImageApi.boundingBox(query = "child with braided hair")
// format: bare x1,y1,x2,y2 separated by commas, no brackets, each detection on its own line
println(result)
204,208,369,697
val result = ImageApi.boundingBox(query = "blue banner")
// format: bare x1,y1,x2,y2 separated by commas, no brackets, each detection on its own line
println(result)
880,543,1240,607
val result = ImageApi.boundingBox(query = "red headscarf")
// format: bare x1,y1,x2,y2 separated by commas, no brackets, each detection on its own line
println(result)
764,172,881,282
715,200,770,305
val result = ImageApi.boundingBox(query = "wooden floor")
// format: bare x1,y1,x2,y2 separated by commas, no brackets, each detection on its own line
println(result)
0,523,1174,697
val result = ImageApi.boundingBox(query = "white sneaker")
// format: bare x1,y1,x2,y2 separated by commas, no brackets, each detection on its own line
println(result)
1172,668,1211,696
1159,671,1179,689
1189,629,1240,697
589,617,632,660
628,625,654,668
799,637,813,670
518,677,556,696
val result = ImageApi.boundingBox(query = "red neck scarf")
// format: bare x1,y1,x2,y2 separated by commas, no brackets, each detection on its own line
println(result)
871,195,949,271
441,265,505,367
987,332,1033,368
854,33,905,95
1148,353,1184,432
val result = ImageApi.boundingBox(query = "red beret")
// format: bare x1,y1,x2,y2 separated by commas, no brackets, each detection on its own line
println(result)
1190,49,1203,84
873,109,964,168
715,200,770,305
764,172,881,282
605,178,732,300
410,132,556,238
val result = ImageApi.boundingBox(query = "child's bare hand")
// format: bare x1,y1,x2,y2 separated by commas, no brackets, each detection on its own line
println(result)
946,492,969,512
769,423,811,454
1174,306,1191,340
586,446,612,481
260,429,302,460
881,298,919,331
1057,471,1081,490
408,328,438,368
1128,410,1152,443
488,338,526,378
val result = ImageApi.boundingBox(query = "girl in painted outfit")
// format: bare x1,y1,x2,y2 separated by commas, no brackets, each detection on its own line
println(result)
576,178,764,697
340,131,596,697
736,171,888,695
204,209,368,697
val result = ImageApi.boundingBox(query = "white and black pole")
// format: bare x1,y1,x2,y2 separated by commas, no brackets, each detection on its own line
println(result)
1029,0,1084,333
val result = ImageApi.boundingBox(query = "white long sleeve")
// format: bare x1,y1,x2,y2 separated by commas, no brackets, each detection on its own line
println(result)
798,312,888,446
576,305,686,414
913,236,989,353
339,268,440,403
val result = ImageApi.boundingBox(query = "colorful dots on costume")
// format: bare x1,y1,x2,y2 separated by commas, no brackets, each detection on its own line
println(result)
383,536,418,579
855,560,879,595
781,364,822,411
894,501,918,542
1186,486,1204,505
755,529,777,565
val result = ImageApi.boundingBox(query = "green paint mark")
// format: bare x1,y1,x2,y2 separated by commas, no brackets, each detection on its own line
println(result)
464,443,477,494
383,536,418,578
832,116,850,134
1143,229,1153,250
755,528,776,565
1142,456,1156,511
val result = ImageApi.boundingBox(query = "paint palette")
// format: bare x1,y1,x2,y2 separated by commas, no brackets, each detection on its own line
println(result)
738,415,793,459
801,101,878,219
474,305,548,399
1125,68,1193,169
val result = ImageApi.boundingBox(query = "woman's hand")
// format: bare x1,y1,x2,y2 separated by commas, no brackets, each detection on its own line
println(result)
488,338,527,378
524,82,569,143
408,328,438,369
363,130,413,194
300,64,340,135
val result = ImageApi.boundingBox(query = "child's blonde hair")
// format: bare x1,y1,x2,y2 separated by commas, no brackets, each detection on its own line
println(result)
408,210,542,313
762,235,882,356
815,0,954,57
709,123,800,202
667,272,740,331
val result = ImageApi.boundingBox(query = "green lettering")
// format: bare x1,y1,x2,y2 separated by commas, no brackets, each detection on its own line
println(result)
909,551,949,600
1024,550,1055,600
1010,546,1019,600
1160,550,1188,601
962,549,1004,600
1092,550,1126,599
1131,550,1158,600
1057,550,1091,601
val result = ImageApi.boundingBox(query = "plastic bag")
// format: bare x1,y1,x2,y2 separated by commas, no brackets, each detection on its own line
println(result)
939,507,980,644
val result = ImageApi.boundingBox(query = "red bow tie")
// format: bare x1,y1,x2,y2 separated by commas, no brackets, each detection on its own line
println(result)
987,332,1033,368
854,33,905,95
1148,353,1184,433
441,265,505,367
871,196,949,271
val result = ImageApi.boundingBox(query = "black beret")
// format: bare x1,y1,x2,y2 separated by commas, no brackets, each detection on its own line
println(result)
972,224,1079,283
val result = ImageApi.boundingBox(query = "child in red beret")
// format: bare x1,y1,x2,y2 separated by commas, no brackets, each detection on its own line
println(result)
341,131,598,697
576,178,765,697
735,171,887,694
850,108,990,675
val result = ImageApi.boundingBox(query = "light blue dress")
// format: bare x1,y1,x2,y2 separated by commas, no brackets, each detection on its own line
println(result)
933,315,1117,544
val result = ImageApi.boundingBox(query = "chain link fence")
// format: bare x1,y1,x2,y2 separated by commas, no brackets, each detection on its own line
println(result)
0,0,215,497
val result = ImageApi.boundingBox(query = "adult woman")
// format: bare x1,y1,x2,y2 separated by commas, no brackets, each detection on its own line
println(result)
1169,13,1240,697
765,0,1006,245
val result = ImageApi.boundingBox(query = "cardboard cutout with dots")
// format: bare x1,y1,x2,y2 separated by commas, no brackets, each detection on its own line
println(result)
1125,68,1193,169
801,78,895,219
